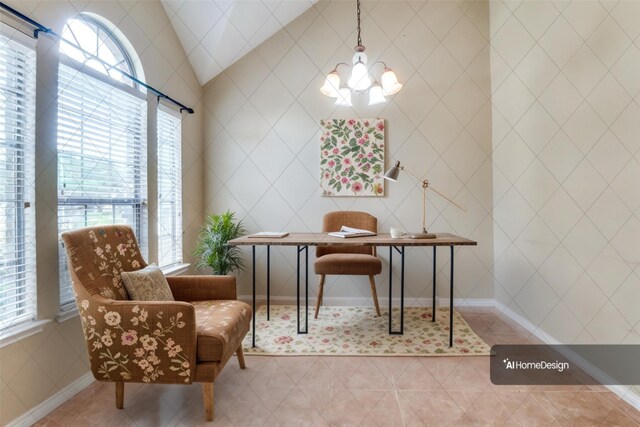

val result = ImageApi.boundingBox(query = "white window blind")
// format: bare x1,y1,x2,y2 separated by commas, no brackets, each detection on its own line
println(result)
57,63,147,308
0,31,37,329
157,106,182,268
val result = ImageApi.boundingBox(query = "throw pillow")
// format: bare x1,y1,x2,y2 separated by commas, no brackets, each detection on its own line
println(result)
120,263,174,301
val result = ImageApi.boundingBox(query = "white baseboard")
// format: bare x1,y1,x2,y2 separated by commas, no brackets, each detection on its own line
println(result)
239,294,495,307
494,301,640,411
6,372,95,427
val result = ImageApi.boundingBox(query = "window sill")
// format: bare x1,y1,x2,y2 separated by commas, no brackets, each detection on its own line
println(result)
161,263,190,276
56,307,79,323
0,319,51,348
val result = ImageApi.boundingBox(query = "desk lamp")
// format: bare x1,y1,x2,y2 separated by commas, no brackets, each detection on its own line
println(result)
384,160,465,239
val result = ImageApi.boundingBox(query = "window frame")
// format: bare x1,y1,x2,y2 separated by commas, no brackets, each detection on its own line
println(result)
56,17,147,311
0,25,38,333
156,104,183,269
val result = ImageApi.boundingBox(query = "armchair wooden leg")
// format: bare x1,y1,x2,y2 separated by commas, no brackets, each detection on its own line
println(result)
115,381,124,409
314,275,325,319
369,275,381,317
202,382,214,421
237,345,246,369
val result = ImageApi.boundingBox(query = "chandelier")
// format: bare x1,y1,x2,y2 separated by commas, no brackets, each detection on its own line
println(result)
320,0,403,106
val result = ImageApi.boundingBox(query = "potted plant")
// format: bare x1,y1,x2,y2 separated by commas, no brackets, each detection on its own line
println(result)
194,211,247,275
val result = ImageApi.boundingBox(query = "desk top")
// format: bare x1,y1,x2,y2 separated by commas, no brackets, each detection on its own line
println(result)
228,233,476,247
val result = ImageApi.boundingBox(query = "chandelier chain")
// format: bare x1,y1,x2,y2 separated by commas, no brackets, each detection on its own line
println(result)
356,0,362,46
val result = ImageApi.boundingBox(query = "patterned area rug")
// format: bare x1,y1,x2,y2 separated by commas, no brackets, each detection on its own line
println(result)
243,305,490,356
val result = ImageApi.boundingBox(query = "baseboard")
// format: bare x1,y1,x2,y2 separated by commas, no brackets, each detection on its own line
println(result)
494,301,640,412
6,372,95,427
239,295,495,307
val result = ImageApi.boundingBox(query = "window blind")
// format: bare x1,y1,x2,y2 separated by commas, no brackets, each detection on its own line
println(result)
157,106,182,268
0,32,37,329
57,63,147,308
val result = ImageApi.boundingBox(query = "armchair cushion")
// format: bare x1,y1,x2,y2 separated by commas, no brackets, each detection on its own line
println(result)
167,275,237,301
315,253,382,275
192,300,251,362
121,264,174,301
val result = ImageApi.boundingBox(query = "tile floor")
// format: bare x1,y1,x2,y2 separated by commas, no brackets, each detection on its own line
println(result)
34,307,640,426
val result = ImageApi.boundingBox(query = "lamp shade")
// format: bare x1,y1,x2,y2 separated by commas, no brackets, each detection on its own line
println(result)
384,161,401,182
320,70,340,98
335,87,352,106
381,68,403,95
347,52,371,91
368,82,386,105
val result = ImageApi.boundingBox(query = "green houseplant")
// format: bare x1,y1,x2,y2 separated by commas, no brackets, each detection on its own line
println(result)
194,211,247,275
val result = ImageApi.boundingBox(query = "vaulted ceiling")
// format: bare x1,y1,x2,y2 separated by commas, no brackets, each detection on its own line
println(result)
160,0,317,85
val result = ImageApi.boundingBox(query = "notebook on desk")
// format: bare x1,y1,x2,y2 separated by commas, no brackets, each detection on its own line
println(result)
328,226,376,238
248,231,289,238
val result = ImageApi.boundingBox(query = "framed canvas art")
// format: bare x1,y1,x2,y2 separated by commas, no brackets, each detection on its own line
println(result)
320,118,385,197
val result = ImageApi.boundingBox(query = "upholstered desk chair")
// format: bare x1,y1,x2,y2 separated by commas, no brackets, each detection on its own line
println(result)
314,211,382,318
61,225,251,421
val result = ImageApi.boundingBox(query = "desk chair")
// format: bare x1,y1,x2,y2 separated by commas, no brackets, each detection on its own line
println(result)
314,211,382,318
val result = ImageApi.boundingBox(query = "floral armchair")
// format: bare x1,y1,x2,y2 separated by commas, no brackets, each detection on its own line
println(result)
61,225,251,421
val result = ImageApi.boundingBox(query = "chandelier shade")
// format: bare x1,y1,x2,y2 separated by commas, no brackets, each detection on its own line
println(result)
320,0,402,105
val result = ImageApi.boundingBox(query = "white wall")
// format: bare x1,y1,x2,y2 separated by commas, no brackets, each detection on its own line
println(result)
203,0,494,305
0,1,203,424
490,0,640,350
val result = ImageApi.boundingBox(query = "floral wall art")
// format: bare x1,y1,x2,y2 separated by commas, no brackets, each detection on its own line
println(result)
320,118,385,197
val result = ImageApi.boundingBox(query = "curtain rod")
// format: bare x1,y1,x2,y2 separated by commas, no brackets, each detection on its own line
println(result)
0,2,195,114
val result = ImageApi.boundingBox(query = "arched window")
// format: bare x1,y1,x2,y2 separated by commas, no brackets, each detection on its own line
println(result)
57,14,147,309
60,15,136,87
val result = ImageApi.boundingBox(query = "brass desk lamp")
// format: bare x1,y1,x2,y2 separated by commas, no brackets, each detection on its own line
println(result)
384,160,465,239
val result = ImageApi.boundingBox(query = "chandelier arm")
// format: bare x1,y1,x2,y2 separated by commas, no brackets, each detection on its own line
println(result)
334,62,350,71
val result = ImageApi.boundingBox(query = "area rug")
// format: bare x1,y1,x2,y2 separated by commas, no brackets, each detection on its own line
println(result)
242,305,490,356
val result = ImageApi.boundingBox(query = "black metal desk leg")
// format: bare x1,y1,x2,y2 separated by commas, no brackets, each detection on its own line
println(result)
400,246,405,335
449,245,454,347
252,245,256,348
389,246,404,335
296,245,300,334
388,246,393,335
296,246,309,334
305,246,309,334
433,246,436,322
267,245,271,321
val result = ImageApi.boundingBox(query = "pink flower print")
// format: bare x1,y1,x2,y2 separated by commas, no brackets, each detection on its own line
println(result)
364,133,369,140
323,150,329,156
348,119,356,126
367,152,373,158
325,326,334,331
281,314,290,320
341,140,346,145
275,335,293,344
341,177,349,184
364,120,370,126
322,338,330,343
352,182,363,192
358,138,365,145
343,158,351,165
369,341,381,347
358,153,364,159
121,330,138,346
320,136,325,142
332,147,340,154
134,347,145,358
377,122,384,131
325,172,330,179
328,160,335,167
